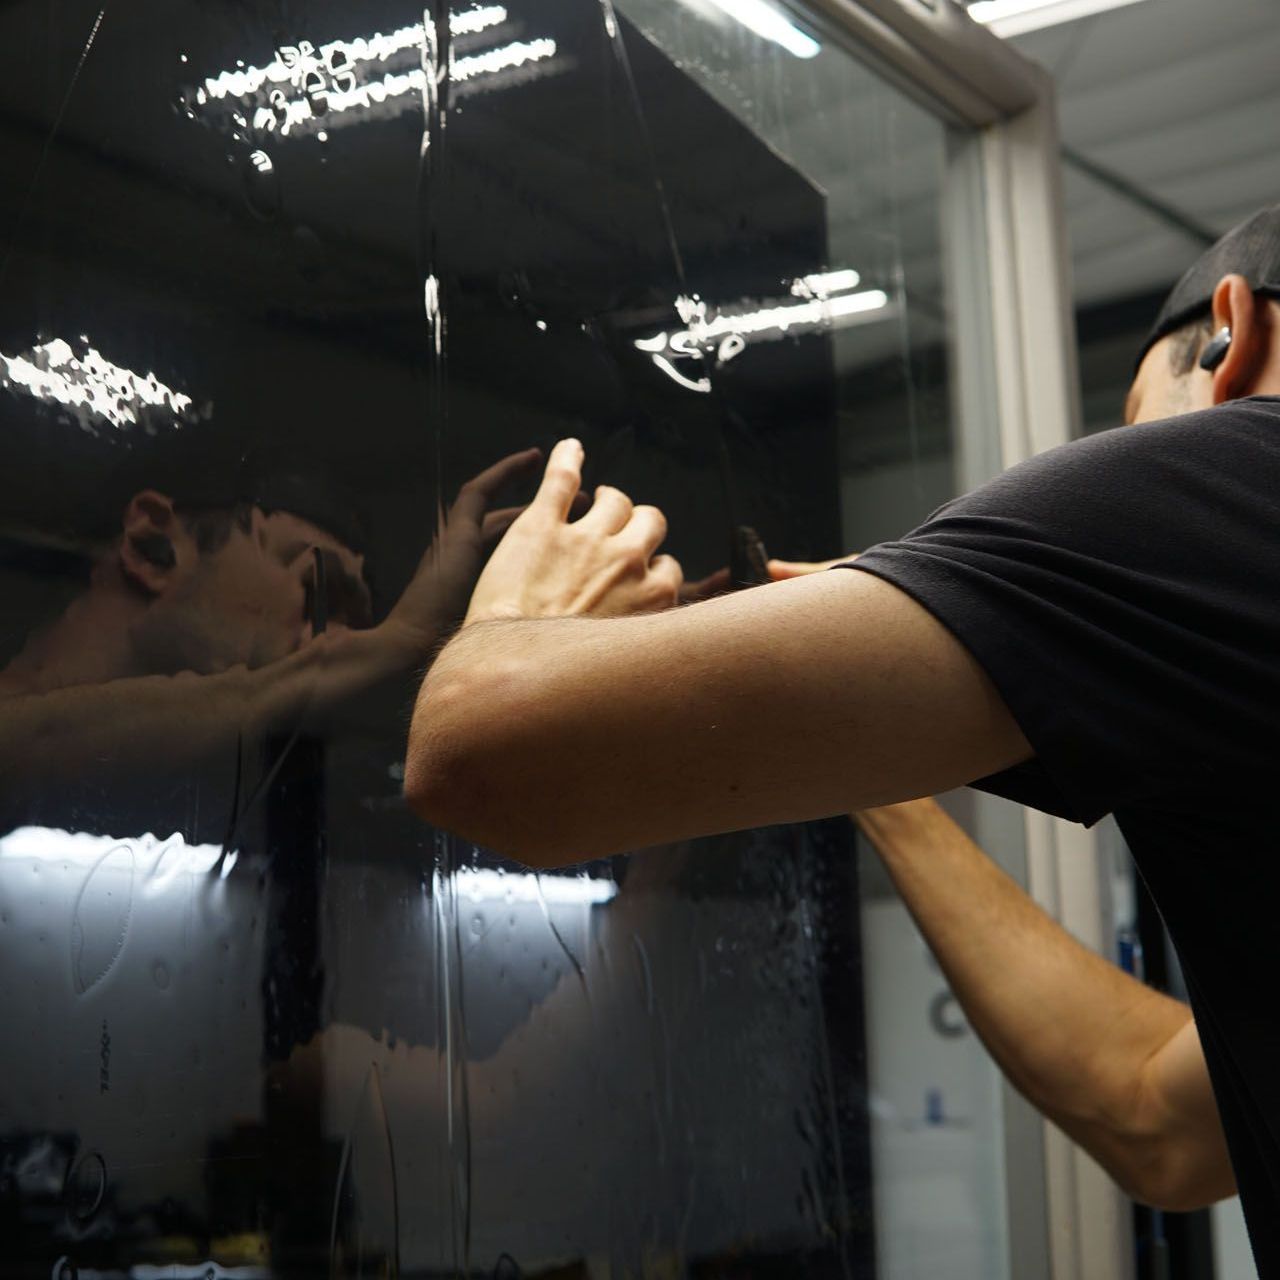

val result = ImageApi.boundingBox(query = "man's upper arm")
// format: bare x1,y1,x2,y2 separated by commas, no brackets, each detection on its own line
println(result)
408,568,1032,864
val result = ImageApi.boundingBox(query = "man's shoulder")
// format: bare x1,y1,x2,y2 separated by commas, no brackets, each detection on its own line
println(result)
1065,395,1280,462
963,396,1280,514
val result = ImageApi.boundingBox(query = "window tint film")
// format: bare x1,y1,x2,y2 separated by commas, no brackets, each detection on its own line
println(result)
0,2,985,1276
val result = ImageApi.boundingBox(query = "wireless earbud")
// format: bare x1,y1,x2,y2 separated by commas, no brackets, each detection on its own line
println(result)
1199,326,1233,372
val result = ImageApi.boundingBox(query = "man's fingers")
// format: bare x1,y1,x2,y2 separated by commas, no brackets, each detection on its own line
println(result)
583,485,634,535
533,438,585,521
649,554,684,605
623,504,668,558
452,447,543,524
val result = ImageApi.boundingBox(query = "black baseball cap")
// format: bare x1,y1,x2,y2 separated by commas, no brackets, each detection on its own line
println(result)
1137,204,1280,372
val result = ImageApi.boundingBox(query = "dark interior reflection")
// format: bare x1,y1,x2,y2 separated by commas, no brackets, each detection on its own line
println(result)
0,1,875,1276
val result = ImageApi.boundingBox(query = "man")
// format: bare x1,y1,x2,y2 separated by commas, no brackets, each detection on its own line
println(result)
406,205,1280,1266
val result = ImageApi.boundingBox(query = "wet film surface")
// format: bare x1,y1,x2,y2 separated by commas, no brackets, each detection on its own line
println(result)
0,1,956,1275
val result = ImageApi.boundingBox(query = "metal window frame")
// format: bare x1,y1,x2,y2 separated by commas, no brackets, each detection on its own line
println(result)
785,2,1134,1277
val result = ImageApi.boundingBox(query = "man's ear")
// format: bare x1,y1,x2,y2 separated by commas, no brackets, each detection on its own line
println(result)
119,491,185,596
1210,274,1270,403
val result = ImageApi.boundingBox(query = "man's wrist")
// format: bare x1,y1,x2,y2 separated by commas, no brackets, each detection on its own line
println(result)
462,600,528,627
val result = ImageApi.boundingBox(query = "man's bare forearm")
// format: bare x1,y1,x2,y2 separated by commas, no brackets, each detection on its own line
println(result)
857,798,1234,1209
406,572,1032,865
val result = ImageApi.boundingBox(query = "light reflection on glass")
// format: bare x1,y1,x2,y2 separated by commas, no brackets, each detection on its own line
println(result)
0,827,221,872
187,13,561,140
639,286,892,359
794,267,862,298
456,866,618,906
650,353,712,394
0,337,196,432
198,9,507,104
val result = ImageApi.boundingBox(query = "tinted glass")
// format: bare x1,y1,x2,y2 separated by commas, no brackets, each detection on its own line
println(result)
0,2,983,1276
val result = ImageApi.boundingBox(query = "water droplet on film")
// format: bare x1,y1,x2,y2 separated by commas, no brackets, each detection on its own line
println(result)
244,150,281,221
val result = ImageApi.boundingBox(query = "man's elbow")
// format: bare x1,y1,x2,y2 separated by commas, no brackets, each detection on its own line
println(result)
403,677,479,838
402,653,574,868
1110,1137,1236,1213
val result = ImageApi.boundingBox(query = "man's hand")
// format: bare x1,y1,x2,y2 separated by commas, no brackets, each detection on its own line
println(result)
463,439,682,625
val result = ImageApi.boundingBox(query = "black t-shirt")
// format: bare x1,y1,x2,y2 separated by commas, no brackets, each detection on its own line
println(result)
850,396,1280,1272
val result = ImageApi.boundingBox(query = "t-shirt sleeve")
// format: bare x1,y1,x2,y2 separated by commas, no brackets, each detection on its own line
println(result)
846,408,1280,825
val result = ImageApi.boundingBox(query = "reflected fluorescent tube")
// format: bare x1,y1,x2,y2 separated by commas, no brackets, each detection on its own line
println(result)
0,337,194,432
191,16,560,139
250,39,558,135
687,288,889,340
640,287,890,392
451,5,510,36
0,829,618,907
967,0,1150,37
199,9,509,103
453,37,556,81
454,866,618,906
638,287,890,355
795,268,861,297
0,827,222,873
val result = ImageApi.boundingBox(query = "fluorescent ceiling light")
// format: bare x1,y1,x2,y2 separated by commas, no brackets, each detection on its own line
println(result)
0,337,195,433
967,0,1151,38
675,0,820,58
711,0,820,57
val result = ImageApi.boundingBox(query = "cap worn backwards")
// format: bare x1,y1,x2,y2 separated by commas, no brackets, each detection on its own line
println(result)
1137,203,1280,373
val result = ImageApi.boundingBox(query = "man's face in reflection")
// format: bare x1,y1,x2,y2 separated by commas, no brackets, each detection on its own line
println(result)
124,495,372,676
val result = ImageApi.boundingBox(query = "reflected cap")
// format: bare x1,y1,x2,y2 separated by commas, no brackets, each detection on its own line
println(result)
1137,203,1280,371
94,430,368,555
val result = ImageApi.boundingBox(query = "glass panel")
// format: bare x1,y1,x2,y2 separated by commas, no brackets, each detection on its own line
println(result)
0,2,1015,1278
611,8,1015,1277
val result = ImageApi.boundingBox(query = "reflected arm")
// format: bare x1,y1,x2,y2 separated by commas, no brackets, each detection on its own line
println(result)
405,568,1032,862
857,798,1235,1211
0,626,418,787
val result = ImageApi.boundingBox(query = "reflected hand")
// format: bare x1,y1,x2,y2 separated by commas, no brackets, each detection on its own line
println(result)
463,438,683,624
767,553,859,580
384,447,544,651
